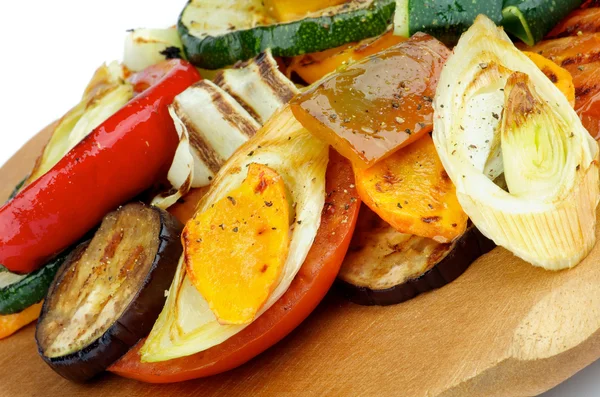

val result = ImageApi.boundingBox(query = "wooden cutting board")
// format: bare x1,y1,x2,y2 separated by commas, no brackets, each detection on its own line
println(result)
1,127,600,397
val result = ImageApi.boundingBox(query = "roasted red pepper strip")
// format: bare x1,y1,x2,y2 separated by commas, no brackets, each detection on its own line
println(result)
0,59,201,273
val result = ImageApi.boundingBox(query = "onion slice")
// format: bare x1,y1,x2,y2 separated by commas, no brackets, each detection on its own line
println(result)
433,15,600,270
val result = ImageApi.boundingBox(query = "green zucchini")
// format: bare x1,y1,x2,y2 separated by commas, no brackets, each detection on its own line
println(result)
178,0,396,69
502,0,582,46
394,0,503,45
7,176,28,201
123,28,185,72
0,249,71,315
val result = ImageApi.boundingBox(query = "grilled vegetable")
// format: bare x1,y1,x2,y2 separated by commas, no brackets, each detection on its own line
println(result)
178,0,396,69
393,0,503,45
338,206,494,306
354,134,468,243
184,163,291,325
0,302,43,340
110,151,360,383
546,7,600,38
264,0,347,22
523,32,600,139
291,33,450,168
0,60,200,274
140,106,329,363
28,63,133,183
433,15,600,270
36,203,183,382
502,0,582,46
287,31,406,84
123,28,185,72
154,50,297,208
7,176,27,201
213,50,298,124
523,51,575,106
0,250,70,315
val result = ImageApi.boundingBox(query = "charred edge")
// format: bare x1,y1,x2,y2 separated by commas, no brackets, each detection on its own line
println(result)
205,82,259,138
541,67,558,83
172,99,224,174
337,225,495,306
504,73,537,128
36,206,183,382
213,71,263,123
561,50,600,67
215,51,297,124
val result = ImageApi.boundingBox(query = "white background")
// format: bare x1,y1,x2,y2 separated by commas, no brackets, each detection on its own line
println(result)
0,1,599,395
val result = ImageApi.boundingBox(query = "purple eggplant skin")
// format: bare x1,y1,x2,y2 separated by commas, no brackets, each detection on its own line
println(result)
35,204,183,382
339,225,495,306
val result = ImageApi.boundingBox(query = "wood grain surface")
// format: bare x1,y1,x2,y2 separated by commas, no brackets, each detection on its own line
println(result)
1,125,599,396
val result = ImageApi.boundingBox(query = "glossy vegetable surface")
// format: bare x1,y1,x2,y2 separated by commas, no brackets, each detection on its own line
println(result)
354,134,467,243
546,6,600,38
287,31,406,84
291,33,450,168
109,150,360,382
0,59,200,274
523,27,600,139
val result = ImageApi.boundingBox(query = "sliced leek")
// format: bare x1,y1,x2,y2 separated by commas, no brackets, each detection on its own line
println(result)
28,62,133,183
433,15,600,270
141,106,328,361
153,50,298,209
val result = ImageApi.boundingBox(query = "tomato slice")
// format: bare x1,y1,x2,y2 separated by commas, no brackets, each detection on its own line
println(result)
108,150,360,383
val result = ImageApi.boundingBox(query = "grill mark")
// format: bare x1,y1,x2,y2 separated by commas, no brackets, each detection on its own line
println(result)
541,67,558,83
255,52,297,104
206,83,259,138
102,230,124,264
172,100,224,174
216,51,297,124
214,71,263,123
575,84,600,99
119,245,146,277
561,50,600,67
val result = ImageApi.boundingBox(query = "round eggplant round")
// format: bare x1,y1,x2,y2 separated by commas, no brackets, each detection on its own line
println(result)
35,203,183,382
338,206,495,306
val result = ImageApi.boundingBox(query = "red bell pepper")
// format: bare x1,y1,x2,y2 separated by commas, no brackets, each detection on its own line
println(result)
0,59,201,274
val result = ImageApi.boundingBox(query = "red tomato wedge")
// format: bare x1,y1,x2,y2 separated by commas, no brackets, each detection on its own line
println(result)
109,150,360,383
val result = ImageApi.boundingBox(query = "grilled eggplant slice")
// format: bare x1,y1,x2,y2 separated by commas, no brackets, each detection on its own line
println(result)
35,203,183,382
338,206,494,306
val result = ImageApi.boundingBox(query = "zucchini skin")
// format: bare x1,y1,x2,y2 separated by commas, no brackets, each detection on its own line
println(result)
339,225,495,306
0,249,70,315
408,0,503,45
7,176,28,201
36,206,183,382
502,0,582,46
179,0,396,69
